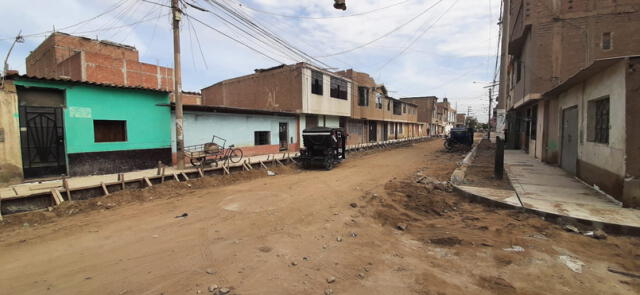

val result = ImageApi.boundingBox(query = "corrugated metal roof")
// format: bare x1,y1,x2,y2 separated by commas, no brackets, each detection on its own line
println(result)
5,74,171,93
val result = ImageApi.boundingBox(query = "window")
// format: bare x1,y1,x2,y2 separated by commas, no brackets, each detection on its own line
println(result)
358,86,369,106
387,100,391,111
393,101,402,115
402,104,407,113
376,93,383,109
255,131,271,145
587,97,609,144
94,120,126,142
330,77,348,100
399,123,403,133
311,70,323,95
602,32,612,50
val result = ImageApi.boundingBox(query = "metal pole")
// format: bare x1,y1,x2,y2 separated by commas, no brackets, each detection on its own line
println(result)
172,0,185,169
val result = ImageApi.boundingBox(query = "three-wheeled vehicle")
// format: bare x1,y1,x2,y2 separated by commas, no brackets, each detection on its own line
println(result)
444,127,474,152
299,127,347,170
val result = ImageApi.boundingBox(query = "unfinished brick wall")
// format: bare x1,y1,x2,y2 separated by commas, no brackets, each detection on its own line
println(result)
26,32,174,90
201,64,302,113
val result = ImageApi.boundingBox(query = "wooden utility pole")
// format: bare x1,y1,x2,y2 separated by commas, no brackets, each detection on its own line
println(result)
488,87,492,140
172,0,185,169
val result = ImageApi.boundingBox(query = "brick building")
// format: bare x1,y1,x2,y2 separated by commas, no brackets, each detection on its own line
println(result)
496,0,640,153
336,69,422,145
26,32,175,91
436,98,456,135
400,96,438,136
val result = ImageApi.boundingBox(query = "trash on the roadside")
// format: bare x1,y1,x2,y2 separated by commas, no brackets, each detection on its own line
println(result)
175,213,189,218
559,255,584,273
267,170,276,176
583,229,607,240
396,223,408,231
503,245,525,252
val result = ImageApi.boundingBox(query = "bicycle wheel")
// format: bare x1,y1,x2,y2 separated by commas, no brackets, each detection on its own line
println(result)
190,157,205,167
229,148,243,163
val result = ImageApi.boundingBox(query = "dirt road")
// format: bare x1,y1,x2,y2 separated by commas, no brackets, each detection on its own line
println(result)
1,140,639,295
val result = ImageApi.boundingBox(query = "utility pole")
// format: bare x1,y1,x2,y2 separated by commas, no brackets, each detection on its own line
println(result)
172,0,185,169
488,87,493,140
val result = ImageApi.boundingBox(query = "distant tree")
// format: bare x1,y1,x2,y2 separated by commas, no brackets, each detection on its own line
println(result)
466,117,479,129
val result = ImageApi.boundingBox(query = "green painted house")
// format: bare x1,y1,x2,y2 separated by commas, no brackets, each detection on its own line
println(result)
8,75,172,178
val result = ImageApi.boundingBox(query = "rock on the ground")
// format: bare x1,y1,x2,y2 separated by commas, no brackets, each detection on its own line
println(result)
558,255,584,273
208,285,218,292
336,237,343,242
218,287,230,295
206,268,215,275
267,170,277,176
327,276,336,283
349,202,358,208
357,273,365,279
563,224,580,234
593,229,607,240
324,288,334,295
396,223,408,231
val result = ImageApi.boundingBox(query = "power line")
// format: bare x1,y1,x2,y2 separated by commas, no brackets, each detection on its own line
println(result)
0,0,133,40
315,0,445,58
374,0,461,72
184,12,289,64
235,0,412,20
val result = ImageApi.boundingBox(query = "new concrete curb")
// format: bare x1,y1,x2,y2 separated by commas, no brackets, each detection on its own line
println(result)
449,142,640,236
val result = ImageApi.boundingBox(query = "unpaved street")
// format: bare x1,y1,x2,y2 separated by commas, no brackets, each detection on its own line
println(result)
1,140,639,295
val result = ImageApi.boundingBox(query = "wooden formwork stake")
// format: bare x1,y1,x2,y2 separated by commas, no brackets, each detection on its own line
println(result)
50,188,64,205
160,167,166,183
223,166,230,175
259,160,269,170
118,173,125,190
275,158,285,167
100,182,110,196
156,161,162,175
181,172,190,181
173,173,180,182
198,168,205,178
143,177,153,188
288,155,298,164
62,177,72,201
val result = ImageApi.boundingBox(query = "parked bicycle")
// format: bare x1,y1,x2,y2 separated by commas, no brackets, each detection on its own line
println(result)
184,135,243,167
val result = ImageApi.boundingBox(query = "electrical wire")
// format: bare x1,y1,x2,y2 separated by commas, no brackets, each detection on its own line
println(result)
315,0,445,58
374,0,461,72
235,0,412,20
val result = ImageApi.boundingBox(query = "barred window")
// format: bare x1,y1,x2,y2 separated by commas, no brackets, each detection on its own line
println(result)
358,86,369,106
330,77,348,100
602,32,612,50
587,97,609,144
311,70,323,95
376,93,383,109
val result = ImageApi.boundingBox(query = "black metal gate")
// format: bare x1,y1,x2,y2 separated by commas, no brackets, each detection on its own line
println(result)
19,106,66,178
279,122,288,151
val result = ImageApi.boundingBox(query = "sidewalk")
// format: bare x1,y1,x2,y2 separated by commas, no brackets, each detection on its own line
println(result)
455,145,640,231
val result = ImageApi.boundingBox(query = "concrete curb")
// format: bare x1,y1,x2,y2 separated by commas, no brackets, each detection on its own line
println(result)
450,143,479,185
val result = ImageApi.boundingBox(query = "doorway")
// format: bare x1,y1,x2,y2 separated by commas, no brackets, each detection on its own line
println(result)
279,122,288,151
19,106,67,178
561,106,578,174
383,123,388,141
368,121,377,142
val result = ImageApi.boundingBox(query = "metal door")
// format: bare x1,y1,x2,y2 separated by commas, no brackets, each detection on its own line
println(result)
561,106,578,174
368,121,377,142
383,123,388,140
19,106,66,178
279,122,288,151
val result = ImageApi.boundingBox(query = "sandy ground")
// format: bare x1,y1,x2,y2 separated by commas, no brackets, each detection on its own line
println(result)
1,139,639,295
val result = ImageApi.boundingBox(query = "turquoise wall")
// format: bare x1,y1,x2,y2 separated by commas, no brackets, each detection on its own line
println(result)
14,80,171,154
171,111,297,151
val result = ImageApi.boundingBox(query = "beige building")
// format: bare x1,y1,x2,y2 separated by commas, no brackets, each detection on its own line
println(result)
542,56,640,207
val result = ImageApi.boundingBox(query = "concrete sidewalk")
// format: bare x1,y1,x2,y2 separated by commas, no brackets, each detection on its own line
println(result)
458,149,640,230
505,150,640,228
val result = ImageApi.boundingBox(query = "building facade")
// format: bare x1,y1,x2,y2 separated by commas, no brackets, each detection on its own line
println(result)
542,56,640,207
435,98,456,135
336,70,422,145
0,75,171,181
497,0,640,155
400,96,438,136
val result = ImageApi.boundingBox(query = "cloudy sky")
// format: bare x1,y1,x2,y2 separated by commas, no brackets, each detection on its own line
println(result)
0,0,501,122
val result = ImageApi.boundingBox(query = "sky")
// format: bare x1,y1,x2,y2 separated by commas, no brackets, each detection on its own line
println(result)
0,0,501,122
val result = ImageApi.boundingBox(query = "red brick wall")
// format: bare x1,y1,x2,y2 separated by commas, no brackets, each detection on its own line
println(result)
201,64,303,113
